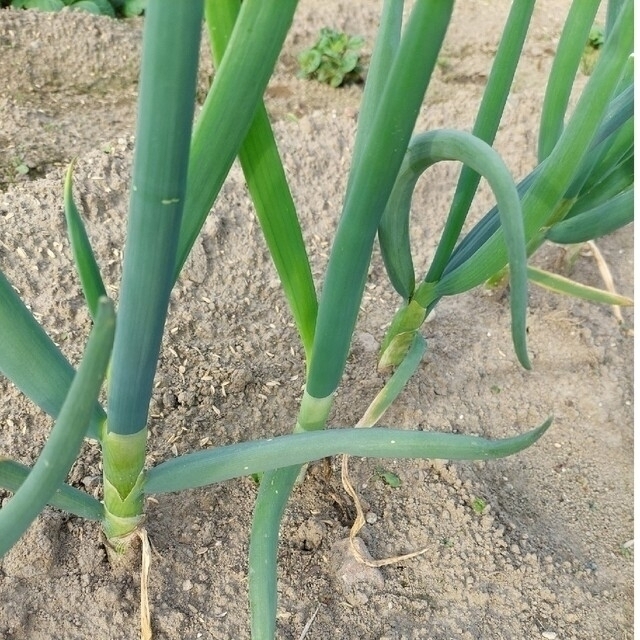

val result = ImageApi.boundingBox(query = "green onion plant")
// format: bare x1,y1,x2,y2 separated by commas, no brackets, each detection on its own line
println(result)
0,0,633,638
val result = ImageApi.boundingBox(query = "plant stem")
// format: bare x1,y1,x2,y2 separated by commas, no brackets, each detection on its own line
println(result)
103,0,203,543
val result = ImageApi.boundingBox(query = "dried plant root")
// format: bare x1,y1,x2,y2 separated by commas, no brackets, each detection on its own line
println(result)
586,240,625,325
139,528,152,640
341,454,428,568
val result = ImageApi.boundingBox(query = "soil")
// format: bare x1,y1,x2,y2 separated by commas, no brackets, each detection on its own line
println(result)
0,2,633,640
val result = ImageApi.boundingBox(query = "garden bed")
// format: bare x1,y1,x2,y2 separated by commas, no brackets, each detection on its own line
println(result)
0,2,633,638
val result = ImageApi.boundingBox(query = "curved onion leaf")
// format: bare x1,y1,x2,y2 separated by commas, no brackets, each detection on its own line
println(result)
0,458,103,521
546,188,633,244
426,0,536,282
0,298,114,557
144,417,551,495
0,270,106,440
378,129,530,368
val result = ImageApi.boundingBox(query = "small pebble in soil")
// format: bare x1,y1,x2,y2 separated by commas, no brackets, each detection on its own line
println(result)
541,632,557,639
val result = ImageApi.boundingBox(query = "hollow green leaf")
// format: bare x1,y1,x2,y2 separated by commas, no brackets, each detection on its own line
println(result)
348,0,403,182
0,270,106,440
205,0,318,360
566,90,633,202
567,156,633,220
538,0,600,162
249,465,299,640
546,188,633,244
440,0,633,296
587,83,633,151
379,129,530,369
63,160,107,321
528,265,633,306
307,0,454,401
175,0,299,280
0,298,114,557
446,83,632,276
426,0,535,282
358,333,425,427
240,108,318,360
572,116,633,199
107,0,203,437
145,418,551,495
0,458,103,521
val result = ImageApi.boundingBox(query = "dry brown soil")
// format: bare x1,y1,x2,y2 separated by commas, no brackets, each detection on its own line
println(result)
0,2,633,639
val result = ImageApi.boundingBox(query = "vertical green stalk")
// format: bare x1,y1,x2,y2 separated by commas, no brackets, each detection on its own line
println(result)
307,1,453,401
248,465,300,640
348,0,403,176
205,0,317,360
425,0,535,283
249,3,454,637
537,0,600,162
175,0,299,279
103,0,204,541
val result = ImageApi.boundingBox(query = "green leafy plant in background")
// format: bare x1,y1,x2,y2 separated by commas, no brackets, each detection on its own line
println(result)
298,26,365,87
0,1,633,639
7,0,145,17
588,23,605,48
109,0,144,16
581,23,605,74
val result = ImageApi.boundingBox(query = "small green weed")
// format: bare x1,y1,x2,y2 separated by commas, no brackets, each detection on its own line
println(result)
14,161,29,176
582,24,604,75
471,497,488,514
375,466,402,488
588,24,605,48
298,27,364,87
